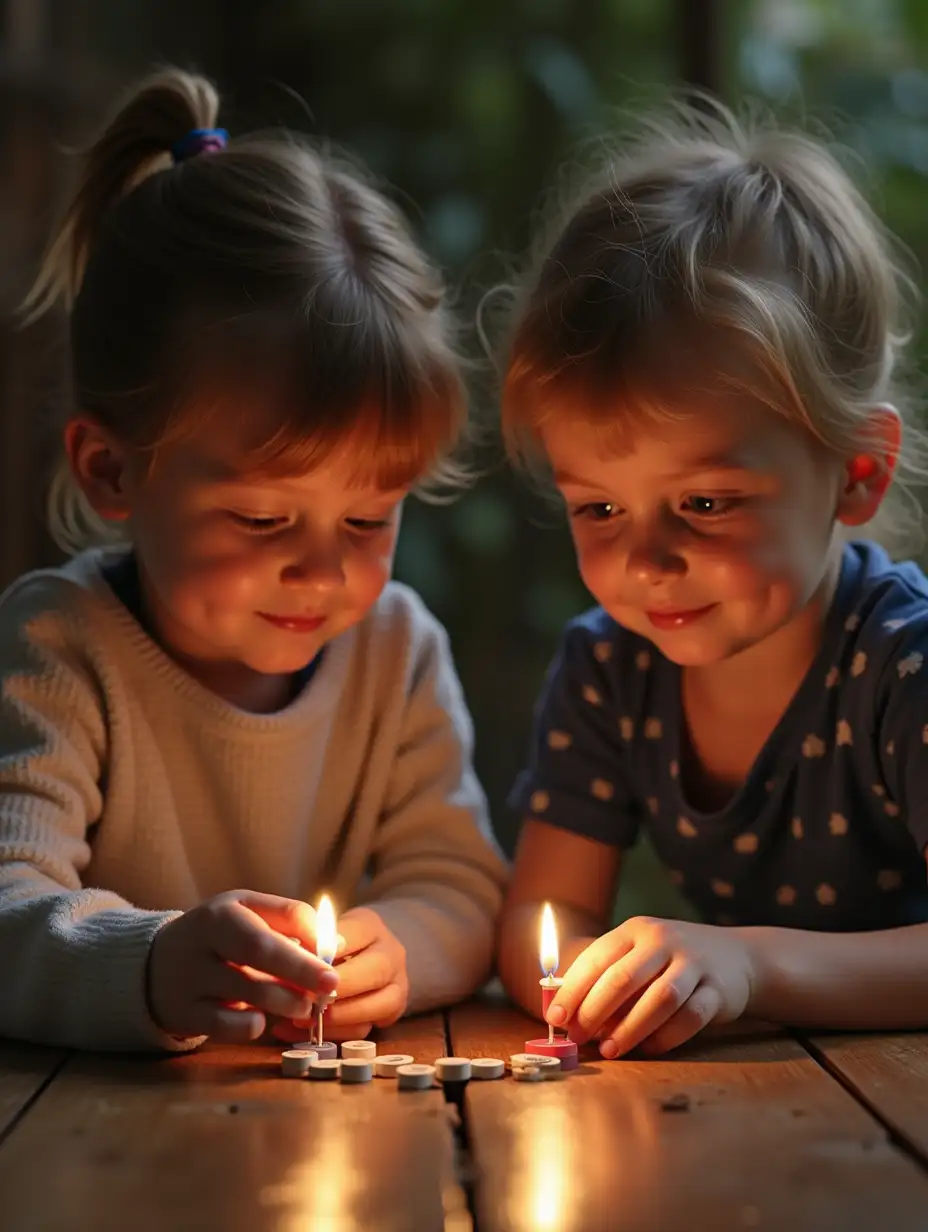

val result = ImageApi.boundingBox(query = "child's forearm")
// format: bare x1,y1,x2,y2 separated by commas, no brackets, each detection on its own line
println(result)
497,900,597,1018
744,922,928,1029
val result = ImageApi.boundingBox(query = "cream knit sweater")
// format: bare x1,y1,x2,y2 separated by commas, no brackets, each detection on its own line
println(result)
0,550,507,1051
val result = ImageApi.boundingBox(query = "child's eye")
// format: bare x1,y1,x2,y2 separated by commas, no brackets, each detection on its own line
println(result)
227,512,289,534
346,517,393,533
571,502,621,522
681,495,740,518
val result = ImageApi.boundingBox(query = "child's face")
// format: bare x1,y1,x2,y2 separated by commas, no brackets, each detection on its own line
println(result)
122,428,406,689
544,394,844,667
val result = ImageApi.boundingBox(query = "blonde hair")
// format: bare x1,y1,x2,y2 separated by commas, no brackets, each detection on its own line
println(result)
26,68,467,556
502,99,927,552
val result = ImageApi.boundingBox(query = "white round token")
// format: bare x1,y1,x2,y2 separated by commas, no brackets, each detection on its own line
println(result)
308,1058,341,1081
470,1058,505,1080
397,1063,437,1090
510,1053,560,1071
341,1040,377,1062
435,1057,472,1082
513,1065,544,1082
339,1058,374,1084
281,1048,317,1077
373,1053,415,1078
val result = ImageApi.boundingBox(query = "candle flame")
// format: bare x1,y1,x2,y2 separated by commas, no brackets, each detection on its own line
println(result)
315,894,337,965
539,902,558,976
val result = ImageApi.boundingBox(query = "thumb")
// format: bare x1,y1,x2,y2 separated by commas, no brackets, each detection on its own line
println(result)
336,906,382,956
237,892,318,948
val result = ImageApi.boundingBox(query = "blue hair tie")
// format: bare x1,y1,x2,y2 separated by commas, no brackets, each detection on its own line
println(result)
171,127,229,164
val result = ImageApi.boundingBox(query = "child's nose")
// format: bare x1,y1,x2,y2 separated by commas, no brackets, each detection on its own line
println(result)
624,521,686,585
281,538,346,590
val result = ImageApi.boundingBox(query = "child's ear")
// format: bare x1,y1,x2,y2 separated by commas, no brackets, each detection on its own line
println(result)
835,404,901,528
62,416,133,523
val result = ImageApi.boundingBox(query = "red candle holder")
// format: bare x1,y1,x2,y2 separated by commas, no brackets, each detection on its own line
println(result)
527,974,579,1070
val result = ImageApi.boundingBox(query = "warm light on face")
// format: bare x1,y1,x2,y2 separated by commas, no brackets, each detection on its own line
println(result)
315,894,337,965
539,902,559,977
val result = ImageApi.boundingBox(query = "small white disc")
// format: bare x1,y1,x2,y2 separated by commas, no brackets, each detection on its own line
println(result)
397,1063,436,1091
513,1065,544,1082
308,1058,341,1080
373,1053,415,1078
339,1058,374,1083
285,1041,318,1051
281,1048,317,1077
435,1057,472,1082
470,1058,505,1080
510,1053,560,1070
341,1040,377,1061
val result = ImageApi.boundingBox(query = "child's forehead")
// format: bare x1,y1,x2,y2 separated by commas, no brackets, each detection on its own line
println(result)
159,434,405,497
542,397,805,481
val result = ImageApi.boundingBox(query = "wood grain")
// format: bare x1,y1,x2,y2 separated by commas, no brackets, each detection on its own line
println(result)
449,1001,928,1232
0,1039,67,1139
0,1015,461,1232
801,1031,928,1165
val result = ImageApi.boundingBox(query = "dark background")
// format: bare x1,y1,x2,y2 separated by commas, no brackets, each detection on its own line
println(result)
3,0,927,919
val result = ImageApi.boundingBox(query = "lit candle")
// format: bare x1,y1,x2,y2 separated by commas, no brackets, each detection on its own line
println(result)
539,902,563,1044
523,902,579,1070
314,894,338,1051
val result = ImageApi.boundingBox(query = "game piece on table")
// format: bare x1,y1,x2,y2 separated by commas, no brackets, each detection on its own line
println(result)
339,1058,374,1084
281,1048,317,1077
522,1037,579,1070
513,1065,544,1082
470,1058,505,1080
434,1057,472,1082
308,1057,341,1081
510,1053,560,1071
340,1040,377,1061
397,1063,437,1091
373,1053,415,1078
306,1041,338,1061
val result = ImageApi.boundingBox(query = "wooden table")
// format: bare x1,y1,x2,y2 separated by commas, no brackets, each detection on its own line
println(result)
3,995,928,1230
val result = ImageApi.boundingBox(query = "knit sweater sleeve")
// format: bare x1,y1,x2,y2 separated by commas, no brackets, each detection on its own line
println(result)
0,578,195,1052
360,600,508,1013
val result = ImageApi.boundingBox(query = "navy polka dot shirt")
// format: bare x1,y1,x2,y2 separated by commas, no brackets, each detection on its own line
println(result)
510,541,928,932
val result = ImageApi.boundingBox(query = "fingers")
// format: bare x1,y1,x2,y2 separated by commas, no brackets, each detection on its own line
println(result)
546,929,636,1032
638,984,723,1057
183,1004,267,1044
210,899,338,995
330,944,397,1001
325,983,407,1030
566,942,670,1045
336,907,384,958
600,960,702,1058
232,892,318,945
207,964,316,1021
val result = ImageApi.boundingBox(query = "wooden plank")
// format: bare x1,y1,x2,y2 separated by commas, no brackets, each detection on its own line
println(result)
449,999,928,1232
0,1039,67,1140
801,1032,928,1165
0,1014,462,1232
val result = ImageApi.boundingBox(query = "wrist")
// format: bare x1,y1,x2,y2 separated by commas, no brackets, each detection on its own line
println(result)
737,925,793,1020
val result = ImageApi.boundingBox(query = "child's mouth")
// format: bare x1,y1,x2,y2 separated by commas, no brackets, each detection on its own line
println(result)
644,603,716,631
257,613,327,634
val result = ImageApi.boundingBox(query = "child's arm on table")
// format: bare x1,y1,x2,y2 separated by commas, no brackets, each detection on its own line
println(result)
331,612,508,1024
0,587,333,1051
497,819,621,1016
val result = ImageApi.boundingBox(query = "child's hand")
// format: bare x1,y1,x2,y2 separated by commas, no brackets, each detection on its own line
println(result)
147,890,338,1043
273,906,408,1044
547,916,756,1059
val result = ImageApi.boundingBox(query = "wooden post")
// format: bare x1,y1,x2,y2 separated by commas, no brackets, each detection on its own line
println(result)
674,0,723,98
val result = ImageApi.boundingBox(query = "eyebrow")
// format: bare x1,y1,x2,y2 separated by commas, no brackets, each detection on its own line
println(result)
553,458,758,487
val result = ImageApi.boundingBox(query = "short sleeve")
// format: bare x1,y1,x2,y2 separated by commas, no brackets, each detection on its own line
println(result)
878,626,928,855
508,617,640,849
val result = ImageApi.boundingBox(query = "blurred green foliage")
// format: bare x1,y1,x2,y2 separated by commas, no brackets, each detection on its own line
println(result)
89,0,928,922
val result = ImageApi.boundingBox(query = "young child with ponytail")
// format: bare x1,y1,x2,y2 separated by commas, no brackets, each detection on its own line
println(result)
0,69,506,1052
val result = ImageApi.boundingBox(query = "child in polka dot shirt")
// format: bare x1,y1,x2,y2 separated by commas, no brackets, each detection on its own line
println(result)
496,102,928,1059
